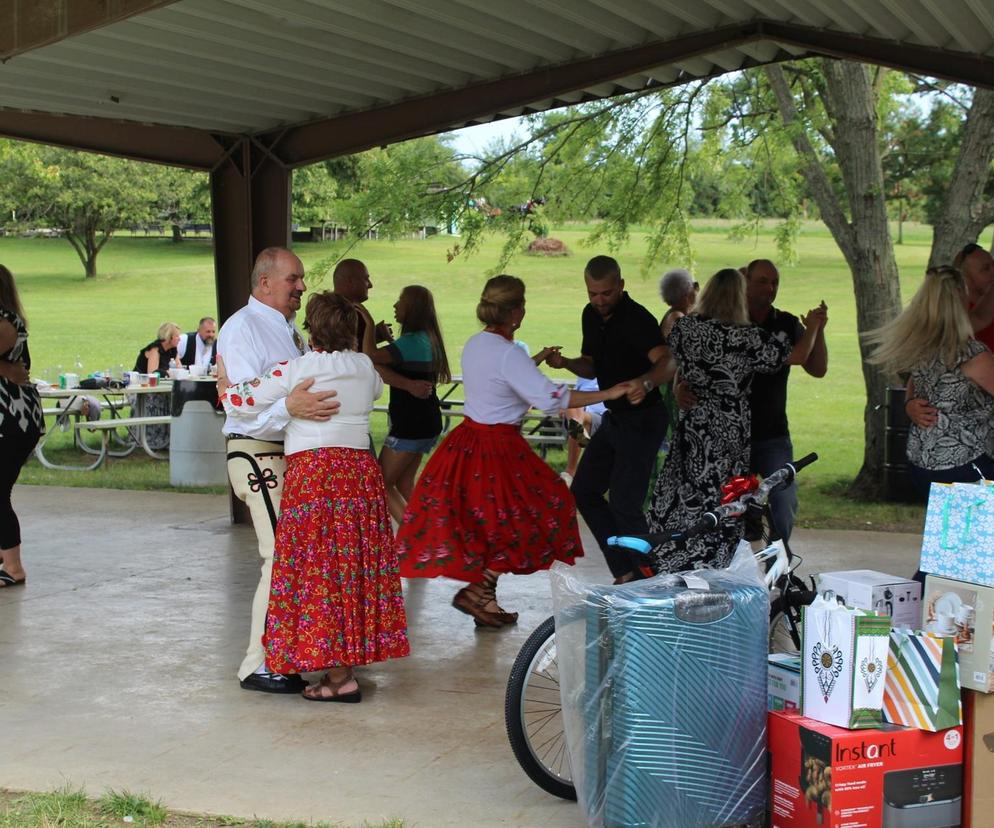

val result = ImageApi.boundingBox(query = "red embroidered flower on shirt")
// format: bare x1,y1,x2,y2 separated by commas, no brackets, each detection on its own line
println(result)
230,394,242,406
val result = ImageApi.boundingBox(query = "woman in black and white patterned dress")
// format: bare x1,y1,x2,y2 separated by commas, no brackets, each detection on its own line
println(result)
646,268,821,572
867,265,994,500
0,265,44,587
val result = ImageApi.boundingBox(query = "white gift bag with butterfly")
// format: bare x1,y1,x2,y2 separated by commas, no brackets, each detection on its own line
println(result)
800,592,893,729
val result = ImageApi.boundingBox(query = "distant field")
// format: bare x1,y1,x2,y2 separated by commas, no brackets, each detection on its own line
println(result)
5,220,991,528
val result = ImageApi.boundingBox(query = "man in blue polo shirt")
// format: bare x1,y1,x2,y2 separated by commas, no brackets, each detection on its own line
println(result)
547,255,673,582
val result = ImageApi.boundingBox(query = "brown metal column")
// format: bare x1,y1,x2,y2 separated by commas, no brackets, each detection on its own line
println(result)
209,137,291,523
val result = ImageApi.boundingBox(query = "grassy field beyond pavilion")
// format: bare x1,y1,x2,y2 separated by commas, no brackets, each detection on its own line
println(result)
6,220,991,529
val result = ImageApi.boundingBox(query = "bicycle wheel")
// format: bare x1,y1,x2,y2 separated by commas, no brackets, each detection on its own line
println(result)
769,576,816,654
504,616,577,801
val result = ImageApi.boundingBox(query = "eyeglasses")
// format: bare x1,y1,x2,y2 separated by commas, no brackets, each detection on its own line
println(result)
925,265,960,278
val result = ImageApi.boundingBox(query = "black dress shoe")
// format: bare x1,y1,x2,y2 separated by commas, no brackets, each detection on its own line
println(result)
239,672,307,694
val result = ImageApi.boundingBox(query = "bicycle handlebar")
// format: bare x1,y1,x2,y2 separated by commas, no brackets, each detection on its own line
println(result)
607,452,819,553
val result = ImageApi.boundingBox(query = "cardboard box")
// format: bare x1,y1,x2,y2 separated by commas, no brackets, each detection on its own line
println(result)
923,575,994,693
770,653,802,712
818,570,922,629
962,689,994,828
768,711,963,828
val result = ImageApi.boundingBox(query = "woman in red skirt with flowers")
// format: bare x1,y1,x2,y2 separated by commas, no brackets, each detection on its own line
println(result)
221,292,409,702
396,275,634,627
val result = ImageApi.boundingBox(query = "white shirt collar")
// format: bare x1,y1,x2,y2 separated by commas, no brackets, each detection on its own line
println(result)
248,294,296,327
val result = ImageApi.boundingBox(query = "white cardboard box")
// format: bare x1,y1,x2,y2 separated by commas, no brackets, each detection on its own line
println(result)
817,569,921,629
768,653,801,712
923,574,994,693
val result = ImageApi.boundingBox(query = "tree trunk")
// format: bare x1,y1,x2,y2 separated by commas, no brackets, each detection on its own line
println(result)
766,60,902,498
171,223,184,243
929,87,994,266
823,61,903,497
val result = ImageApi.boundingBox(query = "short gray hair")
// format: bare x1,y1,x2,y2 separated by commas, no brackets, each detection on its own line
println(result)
250,247,292,289
659,268,695,306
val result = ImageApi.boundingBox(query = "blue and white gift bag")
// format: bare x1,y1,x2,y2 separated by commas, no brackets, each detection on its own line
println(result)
920,482,994,588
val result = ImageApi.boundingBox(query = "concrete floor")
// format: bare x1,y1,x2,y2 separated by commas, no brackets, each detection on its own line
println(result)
0,486,923,827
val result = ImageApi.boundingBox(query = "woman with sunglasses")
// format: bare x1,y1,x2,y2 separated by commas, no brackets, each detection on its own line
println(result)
866,265,994,499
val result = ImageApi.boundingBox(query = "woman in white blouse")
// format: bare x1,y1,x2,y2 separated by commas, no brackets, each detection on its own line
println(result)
221,292,409,702
395,275,634,628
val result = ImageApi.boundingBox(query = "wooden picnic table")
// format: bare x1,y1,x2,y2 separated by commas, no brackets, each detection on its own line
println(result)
35,383,174,470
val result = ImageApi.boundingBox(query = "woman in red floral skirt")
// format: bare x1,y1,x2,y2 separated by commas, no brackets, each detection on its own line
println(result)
221,292,409,702
396,275,634,627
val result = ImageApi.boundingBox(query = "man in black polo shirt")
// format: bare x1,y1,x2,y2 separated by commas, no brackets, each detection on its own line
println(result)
547,255,673,582
745,259,827,540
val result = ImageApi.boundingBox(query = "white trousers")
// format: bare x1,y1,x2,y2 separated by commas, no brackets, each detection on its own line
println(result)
226,438,286,680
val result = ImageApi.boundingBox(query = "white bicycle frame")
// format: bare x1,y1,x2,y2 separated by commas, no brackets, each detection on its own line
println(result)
753,540,791,600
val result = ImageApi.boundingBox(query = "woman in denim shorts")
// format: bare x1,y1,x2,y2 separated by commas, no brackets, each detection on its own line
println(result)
369,285,451,523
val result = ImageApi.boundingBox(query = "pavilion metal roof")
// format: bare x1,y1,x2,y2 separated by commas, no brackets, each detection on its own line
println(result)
2,0,993,169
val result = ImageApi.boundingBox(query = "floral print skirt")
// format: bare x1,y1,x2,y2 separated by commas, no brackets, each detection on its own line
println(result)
264,447,410,673
396,418,583,583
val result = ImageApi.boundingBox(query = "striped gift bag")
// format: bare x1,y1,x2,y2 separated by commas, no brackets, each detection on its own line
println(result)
882,630,962,731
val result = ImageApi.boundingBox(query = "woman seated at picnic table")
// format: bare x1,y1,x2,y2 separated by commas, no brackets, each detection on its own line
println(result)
132,321,182,449
134,321,182,377
219,291,409,702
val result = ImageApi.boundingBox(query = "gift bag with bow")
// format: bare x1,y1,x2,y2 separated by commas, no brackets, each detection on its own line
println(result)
883,630,962,731
920,481,994,587
801,593,892,729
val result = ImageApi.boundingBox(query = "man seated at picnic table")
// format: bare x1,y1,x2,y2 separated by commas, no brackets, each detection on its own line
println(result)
176,317,217,370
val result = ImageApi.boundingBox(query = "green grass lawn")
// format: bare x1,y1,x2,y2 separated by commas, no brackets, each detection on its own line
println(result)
0,787,403,828
7,220,989,530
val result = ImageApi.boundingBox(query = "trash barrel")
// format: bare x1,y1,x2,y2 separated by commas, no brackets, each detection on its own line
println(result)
883,386,921,503
170,378,227,486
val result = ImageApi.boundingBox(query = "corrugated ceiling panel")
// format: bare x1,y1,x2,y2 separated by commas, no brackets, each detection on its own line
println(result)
1,0,992,136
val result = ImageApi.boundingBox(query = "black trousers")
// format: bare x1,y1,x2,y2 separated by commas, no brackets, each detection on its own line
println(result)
571,406,668,578
1,427,40,549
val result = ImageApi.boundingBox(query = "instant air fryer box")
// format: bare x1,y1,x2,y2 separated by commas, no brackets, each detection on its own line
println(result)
817,570,922,629
963,690,994,828
768,711,963,828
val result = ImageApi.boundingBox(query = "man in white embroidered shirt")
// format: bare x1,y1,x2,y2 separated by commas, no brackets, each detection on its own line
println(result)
218,246,340,694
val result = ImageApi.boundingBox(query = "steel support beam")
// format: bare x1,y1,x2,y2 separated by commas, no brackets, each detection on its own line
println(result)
264,24,763,167
0,107,226,169
209,138,291,325
259,18,994,168
0,0,178,61
759,21,994,91
209,136,290,524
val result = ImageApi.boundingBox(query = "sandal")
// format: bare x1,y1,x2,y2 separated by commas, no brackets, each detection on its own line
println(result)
452,587,507,628
302,671,361,703
0,568,25,588
452,573,518,628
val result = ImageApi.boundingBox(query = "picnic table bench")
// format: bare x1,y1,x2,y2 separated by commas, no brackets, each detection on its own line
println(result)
36,384,173,471
76,415,172,467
